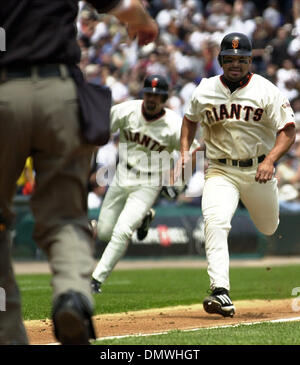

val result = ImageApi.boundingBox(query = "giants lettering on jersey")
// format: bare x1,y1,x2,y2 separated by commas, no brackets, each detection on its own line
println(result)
123,130,167,152
205,103,264,124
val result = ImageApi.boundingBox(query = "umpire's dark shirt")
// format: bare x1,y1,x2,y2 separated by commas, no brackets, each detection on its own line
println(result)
0,0,120,67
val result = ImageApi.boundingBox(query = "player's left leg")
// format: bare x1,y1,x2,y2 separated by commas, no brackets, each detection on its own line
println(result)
92,186,161,285
240,177,279,236
96,180,129,243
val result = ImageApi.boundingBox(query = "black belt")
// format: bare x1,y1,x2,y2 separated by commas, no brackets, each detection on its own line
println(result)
218,154,265,167
0,64,69,79
126,163,152,177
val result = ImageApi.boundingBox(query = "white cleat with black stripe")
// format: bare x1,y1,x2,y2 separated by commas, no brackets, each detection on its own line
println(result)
203,288,235,318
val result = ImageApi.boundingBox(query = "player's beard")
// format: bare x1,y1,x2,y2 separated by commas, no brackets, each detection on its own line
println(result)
227,68,244,81
144,101,157,113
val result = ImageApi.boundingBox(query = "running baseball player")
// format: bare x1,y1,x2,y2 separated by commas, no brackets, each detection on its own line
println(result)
91,74,200,293
176,33,296,317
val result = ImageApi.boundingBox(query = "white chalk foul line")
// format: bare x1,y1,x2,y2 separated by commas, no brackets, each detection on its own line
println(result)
20,280,132,292
45,315,300,344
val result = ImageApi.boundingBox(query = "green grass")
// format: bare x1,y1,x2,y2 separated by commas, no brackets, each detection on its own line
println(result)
17,274,53,320
16,265,300,320
94,321,300,345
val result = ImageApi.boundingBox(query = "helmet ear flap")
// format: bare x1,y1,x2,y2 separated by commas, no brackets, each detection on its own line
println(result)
162,94,168,103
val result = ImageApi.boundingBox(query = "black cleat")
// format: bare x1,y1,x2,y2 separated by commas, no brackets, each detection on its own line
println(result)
203,287,235,318
91,278,102,294
52,290,96,345
137,209,155,241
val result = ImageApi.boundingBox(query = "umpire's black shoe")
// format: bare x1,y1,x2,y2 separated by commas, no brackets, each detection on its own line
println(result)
52,290,96,345
91,278,102,294
203,287,235,318
137,208,155,241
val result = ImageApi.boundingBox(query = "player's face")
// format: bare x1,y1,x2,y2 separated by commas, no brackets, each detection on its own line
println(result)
222,55,252,82
143,93,165,115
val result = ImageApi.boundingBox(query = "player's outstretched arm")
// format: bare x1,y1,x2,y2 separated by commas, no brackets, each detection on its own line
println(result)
174,116,199,184
110,0,159,45
255,124,296,184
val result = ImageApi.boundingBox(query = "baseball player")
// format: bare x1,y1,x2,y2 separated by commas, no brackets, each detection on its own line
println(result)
91,74,200,293
176,33,296,317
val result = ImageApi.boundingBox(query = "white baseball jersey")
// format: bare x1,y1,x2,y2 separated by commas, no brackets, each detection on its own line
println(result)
185,73,295,160
111,99,198,186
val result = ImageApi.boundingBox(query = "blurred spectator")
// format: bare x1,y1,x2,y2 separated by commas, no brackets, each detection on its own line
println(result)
289,0,300,69
276,153,299,188
201,39,223,77
16,157,35,196
292,97,300,130
205,0,231,33
278,183,300,212
166,90,184,115
179,70,200,114
262,62,278,84
239,0,257,19
276,59,300,101
84,63,101,84
155,0,178,30
88,185,106,209
250,17,272,73
262,0,282,29
276,131,300,211
294,129,300,158
269,26,292,68
223,0,257,37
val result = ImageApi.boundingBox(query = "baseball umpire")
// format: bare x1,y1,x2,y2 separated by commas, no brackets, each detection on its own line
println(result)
0,0,158,345
176,32,296,318
91,74,200,293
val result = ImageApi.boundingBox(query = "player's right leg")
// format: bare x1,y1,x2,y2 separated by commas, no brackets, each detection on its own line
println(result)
201,172,240,291
201,172,240,317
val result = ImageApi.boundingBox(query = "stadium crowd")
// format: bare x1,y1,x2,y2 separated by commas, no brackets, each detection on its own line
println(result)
18,0,300,210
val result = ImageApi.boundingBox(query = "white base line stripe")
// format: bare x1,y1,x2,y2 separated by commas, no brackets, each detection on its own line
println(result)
45,316,300,344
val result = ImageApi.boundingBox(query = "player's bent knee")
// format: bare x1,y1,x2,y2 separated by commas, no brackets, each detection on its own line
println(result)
256,220,279,236
111,224,133,243
97,226,113,243
259,226,277,236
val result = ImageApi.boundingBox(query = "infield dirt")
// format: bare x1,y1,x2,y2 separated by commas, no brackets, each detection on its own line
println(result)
15,257,300,345
24,298,298,344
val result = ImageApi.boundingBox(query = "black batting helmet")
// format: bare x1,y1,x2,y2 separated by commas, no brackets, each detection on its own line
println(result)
218,32,252,65
142,74,169,101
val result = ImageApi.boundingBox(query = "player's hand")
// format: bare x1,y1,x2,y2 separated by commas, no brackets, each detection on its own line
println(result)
161,185,187,200
174,152,191,184
127,18,159,45
255,158,275,184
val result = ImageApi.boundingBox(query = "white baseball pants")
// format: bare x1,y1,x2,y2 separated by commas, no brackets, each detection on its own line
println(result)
92,178,161,283
202,161,279,291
